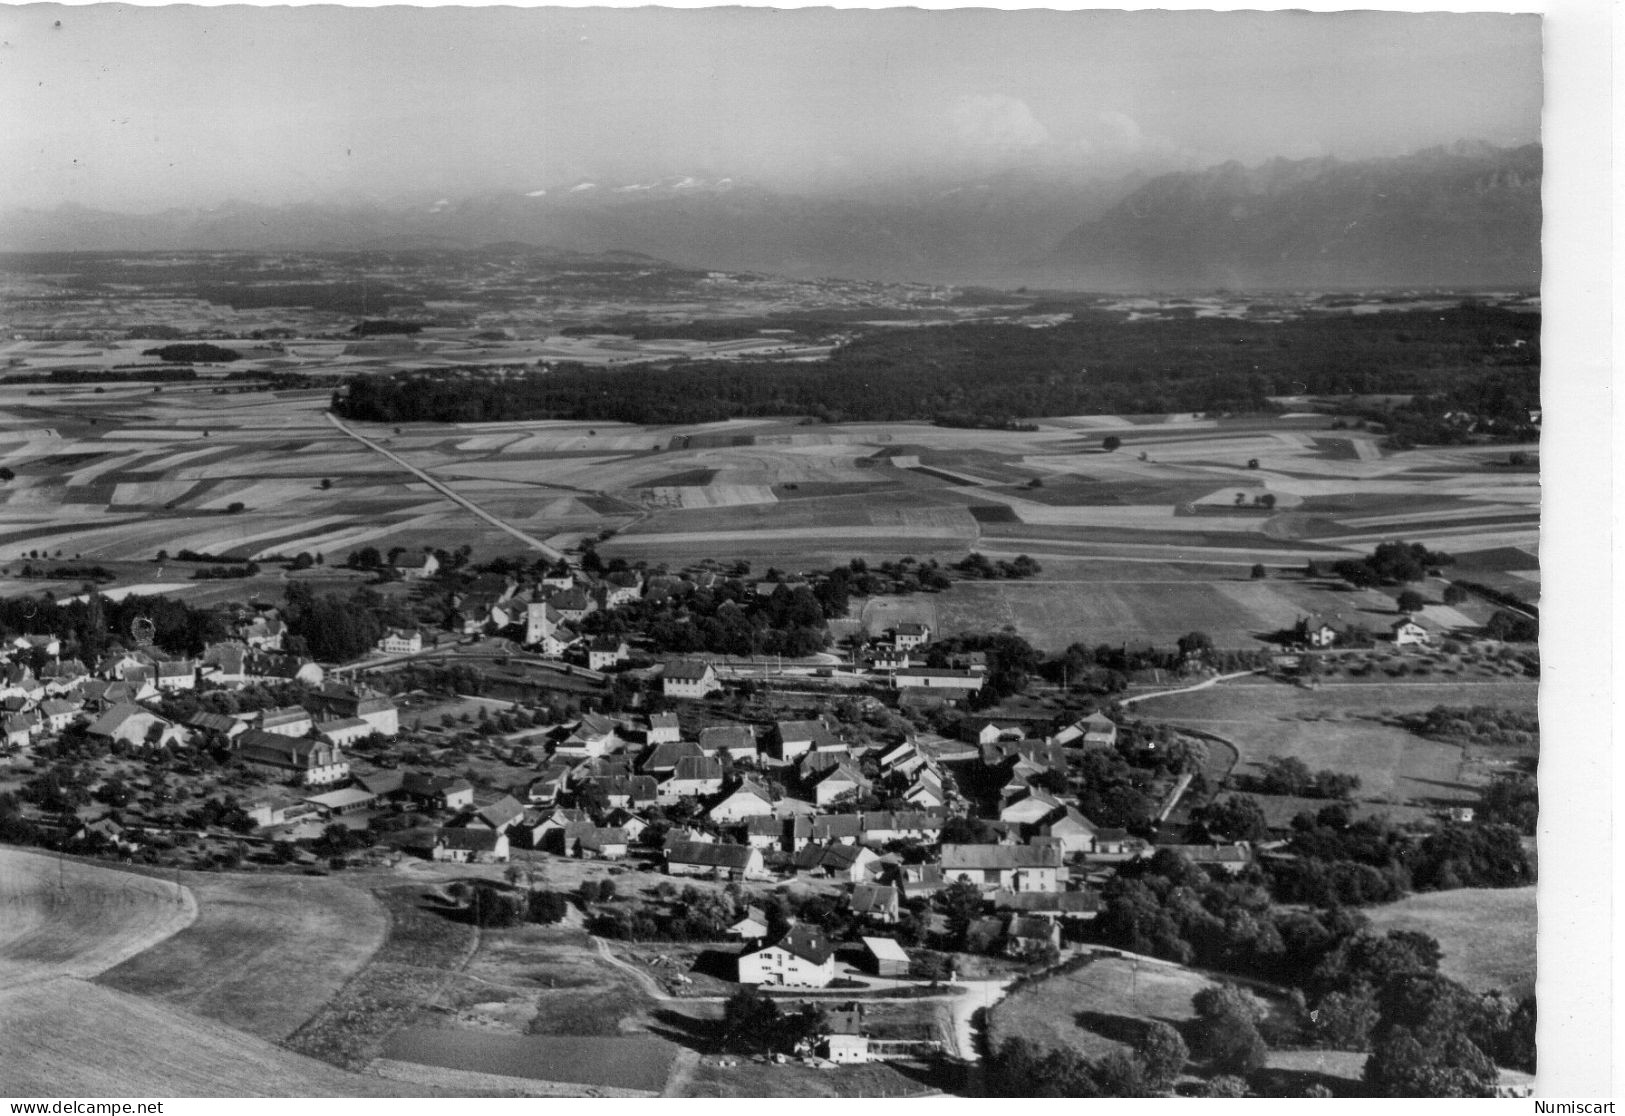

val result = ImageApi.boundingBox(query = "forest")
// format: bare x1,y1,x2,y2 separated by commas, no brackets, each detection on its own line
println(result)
334,304,1538,427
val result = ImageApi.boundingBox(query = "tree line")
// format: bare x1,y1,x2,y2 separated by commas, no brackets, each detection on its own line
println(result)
333,305,1539,427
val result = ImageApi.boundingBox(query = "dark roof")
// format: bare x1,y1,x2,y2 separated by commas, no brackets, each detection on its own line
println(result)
940,843,1064,871
672,755,725,782
435,827,500,851
699,724,755,751
760,923,833,966
667,841,757,870
811,814,863,841
663,659,715,682
639,739,705,772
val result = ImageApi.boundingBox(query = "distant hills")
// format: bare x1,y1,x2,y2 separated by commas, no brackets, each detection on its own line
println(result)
1043,141,1541,290
0,142,1539,290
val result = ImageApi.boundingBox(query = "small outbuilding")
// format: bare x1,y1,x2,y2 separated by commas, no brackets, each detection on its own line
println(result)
860,935,911,978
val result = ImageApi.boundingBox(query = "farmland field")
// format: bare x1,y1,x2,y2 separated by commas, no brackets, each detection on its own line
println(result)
1129,677,1538,804
97,872,389,1040
0,849,415,1097
0,384,1537,605
0,847,195,982
1364,887,1537,998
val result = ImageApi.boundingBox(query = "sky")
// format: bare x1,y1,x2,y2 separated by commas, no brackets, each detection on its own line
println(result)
0,4,1542,212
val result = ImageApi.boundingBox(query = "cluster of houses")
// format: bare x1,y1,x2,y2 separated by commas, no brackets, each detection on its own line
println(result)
1293,611,1433,649
433,567,664,666
0,626,398,790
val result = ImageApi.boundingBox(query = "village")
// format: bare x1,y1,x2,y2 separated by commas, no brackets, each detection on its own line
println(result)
0,525,1542,1098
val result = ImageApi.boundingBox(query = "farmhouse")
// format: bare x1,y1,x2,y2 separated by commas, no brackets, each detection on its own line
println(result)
376,628,424,655
737,923,835,988
663,755,725,800
315,716,374,747
890,622,931,650
662,659,721,699
429,826,508,863
646,711,682,744
811,759,870,806
393,551,440,580
154,660,197,691
728,906,770,941
587,636,629,671
1392,617,1431,646
770,718,845,762
848,884,901,924
403,772,475,811
37,698,80,733
1294,613,1346,649
1053,711,1117,749
87,704,188,750
303,685,398,737
638,739,705,775
740,815,785,850
469,795,526,832
940,842,1066,892
259,705,314,738
709,781,775,822
699,723,758,761
666,840,766,881
235,729,348,786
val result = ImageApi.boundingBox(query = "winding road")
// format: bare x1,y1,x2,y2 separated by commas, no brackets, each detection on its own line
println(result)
325,411,567,562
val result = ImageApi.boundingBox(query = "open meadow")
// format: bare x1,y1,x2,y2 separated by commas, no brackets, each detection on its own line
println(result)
97,872,389,1040
0,385,1536,610
1129,676,1538,806
1364,887,1537,999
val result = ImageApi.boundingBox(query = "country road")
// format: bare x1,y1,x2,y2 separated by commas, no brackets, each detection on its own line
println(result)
325,411,567,562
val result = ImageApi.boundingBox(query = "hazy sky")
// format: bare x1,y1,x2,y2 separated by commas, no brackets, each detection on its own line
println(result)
0,5,1541,212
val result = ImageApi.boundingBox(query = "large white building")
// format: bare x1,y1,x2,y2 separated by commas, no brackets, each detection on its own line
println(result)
737,923,835,988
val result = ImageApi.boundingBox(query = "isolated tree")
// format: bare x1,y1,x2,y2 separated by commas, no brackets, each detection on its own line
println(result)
1190,984,1269,1075
1135,1021,1189,1092
1102,435,1122,452
1246,458,1260,469
320,478,333,490
1442,584,1468,606
226,501,246,514
1396,589,1426,614
1250,563,1267,580
1177,631,1214,658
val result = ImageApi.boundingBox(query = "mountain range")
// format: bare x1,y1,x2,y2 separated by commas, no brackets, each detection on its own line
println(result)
0,142,1539,290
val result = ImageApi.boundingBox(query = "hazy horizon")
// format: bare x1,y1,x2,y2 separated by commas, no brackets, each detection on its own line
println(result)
1,5,1541,215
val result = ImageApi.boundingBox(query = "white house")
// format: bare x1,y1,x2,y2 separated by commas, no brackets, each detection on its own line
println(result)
737,923,835,988
1392,617,1431,646
709,782,775,823
666,840,766,881
892,668,984,692
377,628,424,655
662,660,721,699
940,843,1066,892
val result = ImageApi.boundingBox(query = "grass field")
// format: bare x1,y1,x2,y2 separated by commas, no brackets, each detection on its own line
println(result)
1364,887,1536,998
0,847,195,982
1130,677,1537,804
0,848,418,1097
986,953,1215,1063
97,872,388,1041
